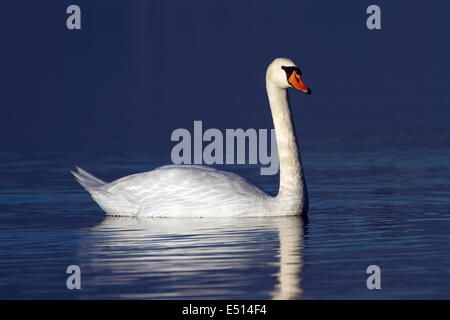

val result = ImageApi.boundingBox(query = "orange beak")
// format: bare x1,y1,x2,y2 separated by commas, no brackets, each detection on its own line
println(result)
288,71,311,94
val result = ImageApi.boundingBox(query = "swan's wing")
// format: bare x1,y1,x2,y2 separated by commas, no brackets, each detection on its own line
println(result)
105,165,268,208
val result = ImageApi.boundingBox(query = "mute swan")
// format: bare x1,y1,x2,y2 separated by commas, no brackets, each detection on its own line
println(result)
72,58,311,217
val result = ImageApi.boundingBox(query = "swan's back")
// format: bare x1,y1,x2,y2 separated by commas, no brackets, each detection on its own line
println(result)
77,165,271,217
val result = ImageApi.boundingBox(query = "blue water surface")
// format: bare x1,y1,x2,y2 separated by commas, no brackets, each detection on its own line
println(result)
1,130,450,299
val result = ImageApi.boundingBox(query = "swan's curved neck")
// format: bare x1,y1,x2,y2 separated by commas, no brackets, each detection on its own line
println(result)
266,81,307,205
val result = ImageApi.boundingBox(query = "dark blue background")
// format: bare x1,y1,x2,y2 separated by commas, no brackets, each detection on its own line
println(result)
1,0,449,149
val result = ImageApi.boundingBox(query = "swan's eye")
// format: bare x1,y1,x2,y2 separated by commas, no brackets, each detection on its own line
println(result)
281,66,301,79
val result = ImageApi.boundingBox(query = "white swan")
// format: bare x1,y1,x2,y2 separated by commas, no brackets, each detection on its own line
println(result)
72,58,311,217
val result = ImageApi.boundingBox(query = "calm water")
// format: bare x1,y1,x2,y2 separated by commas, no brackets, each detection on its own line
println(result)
1,130,450,299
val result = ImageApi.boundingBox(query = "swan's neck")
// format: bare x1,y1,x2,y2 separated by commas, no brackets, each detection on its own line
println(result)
266,81,307,205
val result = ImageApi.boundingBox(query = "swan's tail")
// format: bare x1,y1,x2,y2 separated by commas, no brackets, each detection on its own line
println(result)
71,167,107,192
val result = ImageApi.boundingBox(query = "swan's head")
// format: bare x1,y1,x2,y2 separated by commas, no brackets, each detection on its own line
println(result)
266,58,311,94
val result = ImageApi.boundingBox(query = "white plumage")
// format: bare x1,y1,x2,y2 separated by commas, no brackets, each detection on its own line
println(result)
73,58,311,217
73,165,272,217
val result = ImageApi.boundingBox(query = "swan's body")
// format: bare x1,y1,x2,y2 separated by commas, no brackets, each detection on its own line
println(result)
73,58,311,217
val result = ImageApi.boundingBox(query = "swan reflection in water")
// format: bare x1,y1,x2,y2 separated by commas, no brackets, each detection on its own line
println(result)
81,216,305,299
